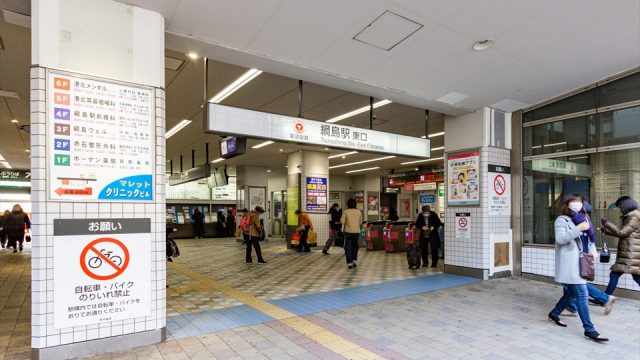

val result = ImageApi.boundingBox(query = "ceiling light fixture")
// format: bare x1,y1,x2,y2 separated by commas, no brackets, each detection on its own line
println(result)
345,166,380,174
431,146,444,151
544,141,567,148
279,148,284,152
428,132,444,138
328,151,358,159
166,119,192,139
209,68,263,103
400,156,444,165
473,38,495,51
326,100,392,123
329,155,395,169
25,149,30,153
0,161,12,169
11,119,18,123
251,140,275,149
187,52,199,59
211,158,224,163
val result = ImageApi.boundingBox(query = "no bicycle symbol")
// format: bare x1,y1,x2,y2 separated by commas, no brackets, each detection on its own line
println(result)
458,217,468,228
493,174,506,196
80,238,130,280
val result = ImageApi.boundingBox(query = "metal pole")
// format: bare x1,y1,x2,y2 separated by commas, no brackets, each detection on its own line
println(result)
180,155,183,173
424,110,430,138
192,149,195,168
203,57,209,131
369,97,374,130
298,80,304,118
170,160,173,175
205,142,209,164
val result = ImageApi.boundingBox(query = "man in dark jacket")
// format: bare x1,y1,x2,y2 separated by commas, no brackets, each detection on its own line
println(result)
0,210,9,248
5,204,30,253
192,208,205,239
414,205,442,268
323,203,342,255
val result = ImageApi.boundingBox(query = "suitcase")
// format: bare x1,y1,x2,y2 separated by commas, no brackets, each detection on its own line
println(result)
406,243,421,269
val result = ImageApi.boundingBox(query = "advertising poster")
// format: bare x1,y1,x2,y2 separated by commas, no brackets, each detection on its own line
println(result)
249,187,266,211
367,193,379,216
455,213,471,239
286,185,299,226
47,71,154,201
447,151,480,206
305,177,328,212
399,198,411,218
53,218,151,329
354,192,365,211
488,165,511,216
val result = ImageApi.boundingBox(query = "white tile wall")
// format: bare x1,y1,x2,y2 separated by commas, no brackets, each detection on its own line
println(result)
30,67,166,349
522,247,640,291
445,147,511,272
308,213,330,246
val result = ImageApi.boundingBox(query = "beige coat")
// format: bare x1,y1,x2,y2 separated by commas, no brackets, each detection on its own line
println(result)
248,211,263,238
341,208,362,234
604,209,640,275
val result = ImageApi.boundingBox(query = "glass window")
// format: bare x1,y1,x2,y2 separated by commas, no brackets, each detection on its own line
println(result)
523,148,640,248
599,106,640,146
523,89,596,122
599,72,640,107
523,115,597,156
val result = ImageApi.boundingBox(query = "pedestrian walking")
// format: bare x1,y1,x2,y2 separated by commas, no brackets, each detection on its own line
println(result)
599,196,640,294
341,198,362,269
295,209,313,253
0,210,9,248
246,206,266,264
414,205,442,268
323,203,342,255
4,204,30,253
547,194,608,342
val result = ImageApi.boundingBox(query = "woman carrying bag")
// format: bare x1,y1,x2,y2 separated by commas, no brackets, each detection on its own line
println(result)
341,198,362,269
547,194,608,342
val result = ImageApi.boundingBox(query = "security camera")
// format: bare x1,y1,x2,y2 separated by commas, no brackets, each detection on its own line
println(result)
373,115,377,120
296,164,302,169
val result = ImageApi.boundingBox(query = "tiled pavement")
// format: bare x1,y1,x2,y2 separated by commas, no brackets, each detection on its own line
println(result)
2,239,639,360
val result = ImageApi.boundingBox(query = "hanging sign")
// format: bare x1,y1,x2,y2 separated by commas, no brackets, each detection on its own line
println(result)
488,165,511,216
447,151,480,206
53,218,151,329
455,213,471,239
207,103,430,158
47,71,155,202
305,177,327,212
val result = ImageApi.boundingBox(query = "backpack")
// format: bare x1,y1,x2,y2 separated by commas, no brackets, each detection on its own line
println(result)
240,214,251,232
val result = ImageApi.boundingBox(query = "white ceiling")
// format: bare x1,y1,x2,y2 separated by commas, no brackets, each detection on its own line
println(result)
124,0,640,114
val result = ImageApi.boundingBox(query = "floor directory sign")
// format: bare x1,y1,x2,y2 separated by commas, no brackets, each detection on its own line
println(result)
305,177,327,212
47,71,155,201
447,151,480,206
53,218,151,329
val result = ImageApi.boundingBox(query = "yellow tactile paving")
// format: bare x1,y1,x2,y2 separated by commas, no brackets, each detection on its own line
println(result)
170,261,383,359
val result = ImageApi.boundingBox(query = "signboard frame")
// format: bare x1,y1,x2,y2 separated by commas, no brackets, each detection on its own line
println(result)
46,69,156,202
488,164,511,216
447,150,480,206
305,176,328,213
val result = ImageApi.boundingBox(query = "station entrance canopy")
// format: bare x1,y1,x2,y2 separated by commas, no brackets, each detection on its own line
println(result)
207,103,431,158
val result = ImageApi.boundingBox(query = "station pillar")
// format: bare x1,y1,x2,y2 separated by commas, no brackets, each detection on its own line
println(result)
286,150,330,247
442,108,513,280
30,0,166,358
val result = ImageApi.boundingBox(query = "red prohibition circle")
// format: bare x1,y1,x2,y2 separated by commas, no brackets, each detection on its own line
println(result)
494,174,506,196
79,237,130,281
458,218,468,227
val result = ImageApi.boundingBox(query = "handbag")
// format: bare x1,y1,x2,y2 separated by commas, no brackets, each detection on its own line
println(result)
307,229,318,247
334,232,345,247
291,233,301,247
599,232,610,263
575,239,595,281
25,230,32,243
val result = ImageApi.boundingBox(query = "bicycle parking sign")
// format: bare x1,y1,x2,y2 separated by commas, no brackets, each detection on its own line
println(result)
80,238,130,280
53,218,151,328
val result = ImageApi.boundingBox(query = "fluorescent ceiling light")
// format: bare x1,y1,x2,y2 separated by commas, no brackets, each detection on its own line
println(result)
11,119,18,123
328,151,358,159
187,52,199,59
209,69,263,103
326,100,392,123
0,154,5,161
0,161,12,169
544,142,567,147
531,145,542,149
428,132,444,138
437,92,469,105
166,119,192,138
400,156,444,165
211,158,224,163
251,140,275,149
568,156,589,160
329,155,395,169
0,181,30,187
431,146,444,151
345,166,380,174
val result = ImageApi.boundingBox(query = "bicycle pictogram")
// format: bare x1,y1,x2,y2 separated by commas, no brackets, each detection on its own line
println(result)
87,248,123,269
80,238,130,281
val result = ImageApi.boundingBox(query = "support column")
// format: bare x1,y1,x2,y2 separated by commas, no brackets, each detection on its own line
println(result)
286,151,330,247
443,108,513,280
31,1,165,359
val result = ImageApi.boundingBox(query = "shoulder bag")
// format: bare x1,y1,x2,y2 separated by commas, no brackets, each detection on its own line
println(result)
575,239,595,281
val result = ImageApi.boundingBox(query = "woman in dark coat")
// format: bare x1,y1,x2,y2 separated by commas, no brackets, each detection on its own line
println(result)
191,208,205,239
600,196,640,294
5,204,30,253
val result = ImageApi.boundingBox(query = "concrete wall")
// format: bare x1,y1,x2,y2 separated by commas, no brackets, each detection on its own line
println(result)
444,109,488,153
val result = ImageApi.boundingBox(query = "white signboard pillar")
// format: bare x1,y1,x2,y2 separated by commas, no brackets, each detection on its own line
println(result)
31,0,165,358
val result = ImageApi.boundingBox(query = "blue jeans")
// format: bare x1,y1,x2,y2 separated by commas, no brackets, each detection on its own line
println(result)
344,233,359,266
551,283,596,333
565,283,609,310
605,271,640,295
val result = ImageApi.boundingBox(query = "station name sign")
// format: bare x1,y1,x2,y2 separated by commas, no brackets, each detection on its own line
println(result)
207,103,430,158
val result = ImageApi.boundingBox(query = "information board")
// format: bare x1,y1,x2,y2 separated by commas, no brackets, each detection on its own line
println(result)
47,71,154,201
488,165,511,216
447,151,480,206
53,218,151,329
305,177,328,212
